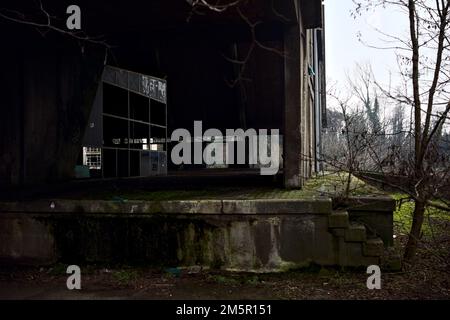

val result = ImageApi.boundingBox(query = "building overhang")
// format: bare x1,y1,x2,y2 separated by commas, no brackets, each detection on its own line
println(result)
300,0,323,29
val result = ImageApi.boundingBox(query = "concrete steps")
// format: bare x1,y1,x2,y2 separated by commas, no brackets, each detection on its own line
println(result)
345,223,367,242
328,211,385,267
363,238,384,257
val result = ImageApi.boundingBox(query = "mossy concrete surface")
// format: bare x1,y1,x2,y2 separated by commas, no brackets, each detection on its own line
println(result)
0,198,332,215
0,195,395,272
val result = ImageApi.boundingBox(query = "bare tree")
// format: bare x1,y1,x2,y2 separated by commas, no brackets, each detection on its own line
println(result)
352,0,450,261
325,93,371,197
347,64,382,133
187,0,285,87
0,1,110,49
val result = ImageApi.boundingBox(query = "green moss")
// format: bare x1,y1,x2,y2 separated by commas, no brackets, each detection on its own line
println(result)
209,275,239,285
48,263,69,275
245,275,260,285
392,193,450,236
70,172,384,201
302,172,384,197
208,274,261,285
112,269,139,285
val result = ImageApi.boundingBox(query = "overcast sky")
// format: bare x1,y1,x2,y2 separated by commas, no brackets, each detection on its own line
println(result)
324,0,408,91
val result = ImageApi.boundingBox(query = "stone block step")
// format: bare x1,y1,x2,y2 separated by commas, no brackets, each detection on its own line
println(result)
328,211,349,229
363,238,384,257
344,222,367,242
338,240,380,267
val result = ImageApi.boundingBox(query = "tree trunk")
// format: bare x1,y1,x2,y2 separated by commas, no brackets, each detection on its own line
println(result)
404,200,425,261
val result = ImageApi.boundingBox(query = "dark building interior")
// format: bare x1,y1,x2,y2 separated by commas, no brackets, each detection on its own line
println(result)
0,0,325,190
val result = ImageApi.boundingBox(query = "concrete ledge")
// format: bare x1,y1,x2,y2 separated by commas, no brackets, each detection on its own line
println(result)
328,211,349,228
345,223,367,242
0,198,332,215
0,200,219,215
363,238,384,257
343,196,396,212
345,196,395,246
222,199,332,214
331,228,346,237
338,240,380,267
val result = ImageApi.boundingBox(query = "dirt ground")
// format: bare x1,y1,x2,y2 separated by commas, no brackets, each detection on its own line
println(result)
1,232,449,300
1,174,449,301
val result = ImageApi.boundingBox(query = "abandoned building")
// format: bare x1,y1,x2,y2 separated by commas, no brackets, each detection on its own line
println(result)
0,1,396,271
0,0,326,189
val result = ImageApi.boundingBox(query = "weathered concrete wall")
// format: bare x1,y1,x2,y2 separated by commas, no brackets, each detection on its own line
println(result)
0,197,394,271
0,217,55,265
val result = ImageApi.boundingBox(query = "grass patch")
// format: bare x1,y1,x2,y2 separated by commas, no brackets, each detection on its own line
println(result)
112,269,139,285
47,263,68,276
392,193,450,236
208,274,261,286
302,172,385,197
208,275,240,285
79,172,385,201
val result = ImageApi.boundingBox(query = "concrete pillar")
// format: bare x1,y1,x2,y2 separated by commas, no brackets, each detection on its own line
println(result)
283,24,302,189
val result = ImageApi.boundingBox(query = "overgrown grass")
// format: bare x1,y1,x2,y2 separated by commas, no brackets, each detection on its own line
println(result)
112,269,139,285
80,172,385,201
208,274,261,286
302,172,384,197
392,193,450,236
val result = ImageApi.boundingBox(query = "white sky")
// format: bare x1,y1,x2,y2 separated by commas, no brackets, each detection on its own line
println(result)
324,0,408,91
324,0,449,132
